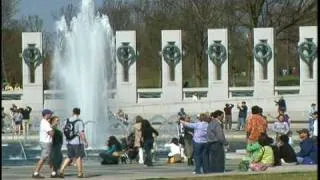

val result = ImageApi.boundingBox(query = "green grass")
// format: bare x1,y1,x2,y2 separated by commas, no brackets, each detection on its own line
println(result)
138,171,317,180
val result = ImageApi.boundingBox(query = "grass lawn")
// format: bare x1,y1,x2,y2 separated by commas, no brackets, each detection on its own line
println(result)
138,171,317,180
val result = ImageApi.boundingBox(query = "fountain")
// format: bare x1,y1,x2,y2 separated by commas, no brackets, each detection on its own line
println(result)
51,0,116,148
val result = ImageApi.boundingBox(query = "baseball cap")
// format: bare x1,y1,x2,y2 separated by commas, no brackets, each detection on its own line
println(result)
42,109,53,116
296,128,310,135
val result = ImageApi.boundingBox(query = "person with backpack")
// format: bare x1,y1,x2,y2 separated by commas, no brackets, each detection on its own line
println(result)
58,108,88,178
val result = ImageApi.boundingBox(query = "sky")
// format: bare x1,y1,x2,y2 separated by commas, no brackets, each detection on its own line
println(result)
15,0,104,32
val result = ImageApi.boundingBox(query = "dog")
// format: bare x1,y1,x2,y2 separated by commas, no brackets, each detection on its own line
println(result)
120,153,128,164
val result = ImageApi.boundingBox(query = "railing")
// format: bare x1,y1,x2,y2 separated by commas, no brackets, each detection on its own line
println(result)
18,140,27,160
274,86,300,95
0,86,304,102
137,88,162,98
228,87,254,97
183,88,208,100
1,90,23,100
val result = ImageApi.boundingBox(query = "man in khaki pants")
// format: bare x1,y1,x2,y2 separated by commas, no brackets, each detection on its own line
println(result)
22,106,32,136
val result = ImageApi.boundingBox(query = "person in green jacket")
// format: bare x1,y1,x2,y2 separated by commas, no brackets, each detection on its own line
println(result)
238,140,262,171
249,133,275,171
49,116,63,178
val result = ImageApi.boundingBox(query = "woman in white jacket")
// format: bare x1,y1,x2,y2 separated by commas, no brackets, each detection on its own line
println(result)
164,138,182,163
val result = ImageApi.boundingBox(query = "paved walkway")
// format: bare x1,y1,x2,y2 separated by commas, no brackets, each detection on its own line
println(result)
2,159,317,180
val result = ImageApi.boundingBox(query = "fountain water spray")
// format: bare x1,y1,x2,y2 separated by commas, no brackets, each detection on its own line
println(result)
51,0,115,148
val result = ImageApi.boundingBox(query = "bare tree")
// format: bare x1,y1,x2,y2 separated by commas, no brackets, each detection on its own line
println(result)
51,3,78,30
20,15,44,32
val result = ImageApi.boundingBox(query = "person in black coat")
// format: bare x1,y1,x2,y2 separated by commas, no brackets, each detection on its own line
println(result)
49,116,63,177
21,106,32,136
141,119,159,166
278,134,297,164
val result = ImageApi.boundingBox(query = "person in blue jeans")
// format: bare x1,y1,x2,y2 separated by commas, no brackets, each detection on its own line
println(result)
237,101,248,130
141,119,159,167
180,113,209,174
296,129,317,165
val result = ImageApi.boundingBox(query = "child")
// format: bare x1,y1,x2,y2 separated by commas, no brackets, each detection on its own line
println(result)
271,114,290,143
249,133,274,171
164,138,182,163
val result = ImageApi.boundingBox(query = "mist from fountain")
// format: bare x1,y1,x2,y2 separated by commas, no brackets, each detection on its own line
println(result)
51,0,115,148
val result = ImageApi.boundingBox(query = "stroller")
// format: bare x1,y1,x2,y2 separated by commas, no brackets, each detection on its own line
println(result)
120,132,138,164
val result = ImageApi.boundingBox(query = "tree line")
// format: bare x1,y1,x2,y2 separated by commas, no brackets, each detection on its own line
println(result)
2,0,317,88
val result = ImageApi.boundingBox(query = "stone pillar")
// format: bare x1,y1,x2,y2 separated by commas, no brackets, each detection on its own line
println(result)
253,28,274,98
207,29,229,100
22,32,43,110
298,26,318,96
161,30,183,102
116,31,137,104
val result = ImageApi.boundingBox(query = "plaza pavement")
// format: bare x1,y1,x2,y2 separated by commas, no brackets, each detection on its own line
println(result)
2,123,315,179
1,157,317,180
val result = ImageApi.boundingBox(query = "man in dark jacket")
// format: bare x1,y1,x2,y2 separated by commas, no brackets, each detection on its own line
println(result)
206,110,228,173
21,106,32,136
296,129,317,164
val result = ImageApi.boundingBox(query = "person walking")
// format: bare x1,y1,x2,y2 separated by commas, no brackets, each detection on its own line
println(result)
58,108,88,178
237,101,248,131
180,113,208,174
32,109,54,178
206,110,228,173
134,116,144,164
224,104,234,130
141,119,159,166
48,116,63,177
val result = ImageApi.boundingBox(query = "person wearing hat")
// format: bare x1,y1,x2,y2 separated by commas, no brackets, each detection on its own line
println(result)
296,128,317,165
32,109,54,178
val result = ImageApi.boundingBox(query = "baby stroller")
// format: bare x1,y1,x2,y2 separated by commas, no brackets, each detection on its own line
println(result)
120,132,138,164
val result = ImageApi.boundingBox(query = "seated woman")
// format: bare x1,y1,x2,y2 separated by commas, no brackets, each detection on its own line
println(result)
249,133,274,171
164,138,182,163
296,129,317,165
278,134,297,165
99,136,122,165
238,139,262,171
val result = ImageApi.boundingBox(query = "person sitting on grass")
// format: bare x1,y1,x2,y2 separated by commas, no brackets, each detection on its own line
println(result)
249,133,274,171
99,136,122,165
238,139,262,171
296,129,317,165
277,134,297,165
164,137,183,164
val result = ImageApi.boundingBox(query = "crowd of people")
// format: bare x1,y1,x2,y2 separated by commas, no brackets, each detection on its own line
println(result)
1,104,32,137
3,98,315,178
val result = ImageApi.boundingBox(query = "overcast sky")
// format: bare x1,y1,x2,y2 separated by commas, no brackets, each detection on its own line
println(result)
15,0,104,32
